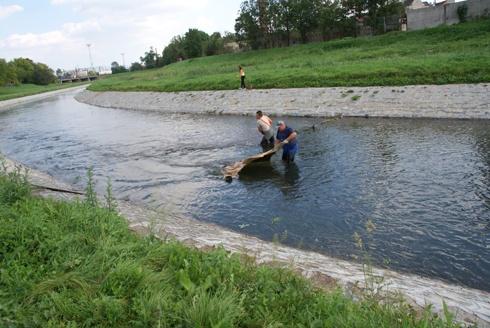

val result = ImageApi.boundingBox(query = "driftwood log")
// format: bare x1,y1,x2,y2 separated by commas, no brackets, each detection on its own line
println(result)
222,144,282,181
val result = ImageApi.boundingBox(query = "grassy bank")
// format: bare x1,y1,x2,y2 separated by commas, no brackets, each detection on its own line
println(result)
89,20,490,93
0,82,88,102
0,168,461,327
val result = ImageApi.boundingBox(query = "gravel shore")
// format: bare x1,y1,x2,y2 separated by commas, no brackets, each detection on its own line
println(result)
76,84,490,119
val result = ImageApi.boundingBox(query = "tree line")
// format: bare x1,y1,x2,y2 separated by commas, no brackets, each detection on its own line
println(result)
111,29,237,74
0,58,57,86
235,0,405,49
112,0,404,74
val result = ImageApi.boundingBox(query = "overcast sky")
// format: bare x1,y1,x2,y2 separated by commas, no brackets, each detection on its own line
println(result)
0,0,242,70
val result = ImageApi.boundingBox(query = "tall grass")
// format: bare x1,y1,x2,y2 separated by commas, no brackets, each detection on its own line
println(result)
0,167,462,327
89,20,490,93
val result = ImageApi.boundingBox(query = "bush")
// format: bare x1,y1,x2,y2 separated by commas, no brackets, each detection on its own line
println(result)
0,160,30,205
457,4,468,23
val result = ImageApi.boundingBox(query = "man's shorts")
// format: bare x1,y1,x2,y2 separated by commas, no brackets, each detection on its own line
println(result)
282,148,297,162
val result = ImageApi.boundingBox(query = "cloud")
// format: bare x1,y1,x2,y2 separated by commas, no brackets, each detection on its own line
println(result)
0,4,23,19
0,19,99,49
62,20,101,35
3,0,238,69
0,31,66,48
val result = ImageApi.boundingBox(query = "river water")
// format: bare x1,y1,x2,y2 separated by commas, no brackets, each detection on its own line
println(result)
1,91,489,291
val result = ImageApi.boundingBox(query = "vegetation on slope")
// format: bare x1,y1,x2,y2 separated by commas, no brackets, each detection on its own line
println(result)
0,82,88,102
0,166,461,327
89,19,490,93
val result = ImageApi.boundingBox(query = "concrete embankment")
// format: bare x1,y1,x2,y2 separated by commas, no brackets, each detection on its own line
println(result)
3,156,489,327
76,84,490,119
0,85,87,112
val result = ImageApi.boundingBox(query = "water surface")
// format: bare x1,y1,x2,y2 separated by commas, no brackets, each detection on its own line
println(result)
1,91,489,290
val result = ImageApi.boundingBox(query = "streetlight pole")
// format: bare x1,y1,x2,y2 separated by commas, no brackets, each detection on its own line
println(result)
86,43,94,71
120,53,126,68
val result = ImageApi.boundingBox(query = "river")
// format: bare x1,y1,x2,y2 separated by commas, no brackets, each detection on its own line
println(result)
1,90,489,291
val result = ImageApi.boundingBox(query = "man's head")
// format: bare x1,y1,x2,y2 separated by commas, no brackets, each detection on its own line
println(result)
256,110,263,120
277,120,286,131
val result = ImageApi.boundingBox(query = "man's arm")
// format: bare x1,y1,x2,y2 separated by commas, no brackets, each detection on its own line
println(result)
282,131,297,144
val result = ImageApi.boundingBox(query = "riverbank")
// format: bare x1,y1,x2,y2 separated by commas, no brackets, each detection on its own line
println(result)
88,20,490,92
0,82,89,102
76,83,490,119
2,156,489,327
0,84,88,112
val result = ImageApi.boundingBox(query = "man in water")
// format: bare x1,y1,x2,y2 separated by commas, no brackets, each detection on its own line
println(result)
276,120,298,162
256,111,274,152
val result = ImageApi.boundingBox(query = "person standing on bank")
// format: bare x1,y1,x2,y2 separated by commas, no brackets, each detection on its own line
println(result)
256,111,274,151
276,120,298,163
239,65,246,89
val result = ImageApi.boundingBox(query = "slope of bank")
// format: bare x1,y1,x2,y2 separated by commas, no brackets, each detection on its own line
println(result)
2,156,489,327
0,84,88,112
76,83,490,119
0,82,89,102
89,19,490,93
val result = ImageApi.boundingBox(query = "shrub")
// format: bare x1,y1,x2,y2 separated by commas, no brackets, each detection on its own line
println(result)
457,4,469,23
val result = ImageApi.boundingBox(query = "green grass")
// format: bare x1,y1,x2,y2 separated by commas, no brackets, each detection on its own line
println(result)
0,167,461,327
0,82,88,102
89,19,490,93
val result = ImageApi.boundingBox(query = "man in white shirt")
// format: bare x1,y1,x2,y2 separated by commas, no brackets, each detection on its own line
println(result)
256,110,275,152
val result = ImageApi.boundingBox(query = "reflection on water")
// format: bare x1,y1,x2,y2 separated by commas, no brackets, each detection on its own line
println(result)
0,91,489,291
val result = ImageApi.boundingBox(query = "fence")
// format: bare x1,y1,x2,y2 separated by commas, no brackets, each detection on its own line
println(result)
407,0,490,30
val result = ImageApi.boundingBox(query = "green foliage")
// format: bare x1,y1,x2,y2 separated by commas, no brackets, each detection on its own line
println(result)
140,48,160,69
111,61,129,74
234,0,404,47
90,20,490,92
0,160,30,205
130,62,144,72
0,57,56,87
0,167,462,327
0,59,19,86
457,4,469,23
32,63,57,85
183,28,210,58
162,36,186,65
206,32,225,56
85,167,98,207
0,82,88,101
104,177,117,212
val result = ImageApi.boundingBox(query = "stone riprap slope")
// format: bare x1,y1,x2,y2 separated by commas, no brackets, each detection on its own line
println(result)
76,84,490,119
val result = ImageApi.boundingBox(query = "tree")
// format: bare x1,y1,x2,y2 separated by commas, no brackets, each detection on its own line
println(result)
235,0,263,50
140,48,158,69
111,61,128,74
11,58,35,83
205,32,225,56
162,36,186,65
317,0,345,40
0,59,12,86
290,0,320,43
130,62,144,71
32,63,56,85
183,29,209,58
271,0,295,46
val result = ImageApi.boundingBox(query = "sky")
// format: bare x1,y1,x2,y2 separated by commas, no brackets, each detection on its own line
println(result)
0,0,242,70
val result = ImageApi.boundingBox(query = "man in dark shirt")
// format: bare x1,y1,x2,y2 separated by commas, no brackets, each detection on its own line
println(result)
275,120,298,163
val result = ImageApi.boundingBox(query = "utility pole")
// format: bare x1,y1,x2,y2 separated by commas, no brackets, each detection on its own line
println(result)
120,53,126,68
86,43,94,71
